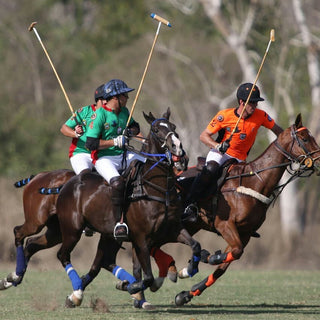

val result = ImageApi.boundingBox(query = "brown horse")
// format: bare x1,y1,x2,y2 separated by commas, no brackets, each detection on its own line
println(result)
173,113,320,306
54,108,201,306
0,169,75,289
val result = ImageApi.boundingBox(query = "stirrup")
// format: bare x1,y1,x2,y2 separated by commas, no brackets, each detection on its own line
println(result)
182,204,198,222
114,222,129,241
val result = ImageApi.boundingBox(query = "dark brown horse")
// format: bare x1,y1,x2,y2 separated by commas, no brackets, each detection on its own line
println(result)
55,108,201,306
173,114,320,306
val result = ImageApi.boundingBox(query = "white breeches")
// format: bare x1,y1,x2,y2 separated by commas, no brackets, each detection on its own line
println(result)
70,153,94,174
94,152,146,184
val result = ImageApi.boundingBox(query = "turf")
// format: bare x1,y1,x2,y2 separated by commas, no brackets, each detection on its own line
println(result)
0,269,319,320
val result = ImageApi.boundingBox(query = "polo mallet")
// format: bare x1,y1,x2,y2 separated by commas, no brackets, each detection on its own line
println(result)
126,13,172,127
28,22,79,123
227,29,275,142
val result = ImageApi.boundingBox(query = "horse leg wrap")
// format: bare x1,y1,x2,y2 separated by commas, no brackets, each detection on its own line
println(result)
187,254,200,277
112,265,136,284
80,273,92,290
190,274,216,297
127,281,146,294
65,264,83,290
67,289,83,307
208,251,234,265
15,245,27,277
151,247,175,277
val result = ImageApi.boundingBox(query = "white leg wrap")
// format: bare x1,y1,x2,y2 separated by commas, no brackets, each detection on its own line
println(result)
178,267,190,279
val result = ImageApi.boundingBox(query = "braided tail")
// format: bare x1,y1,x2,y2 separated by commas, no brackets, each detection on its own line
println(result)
14,175,35,188
39,185,63,195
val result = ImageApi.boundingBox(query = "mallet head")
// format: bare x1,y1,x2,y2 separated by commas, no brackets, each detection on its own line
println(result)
28,22,37,32
270,29,275,42
150,13,172,27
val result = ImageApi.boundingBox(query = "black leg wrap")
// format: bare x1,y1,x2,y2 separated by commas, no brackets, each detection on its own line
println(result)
191,277,208,294
208,250,227,265
200,249,210,263
127,281,145,295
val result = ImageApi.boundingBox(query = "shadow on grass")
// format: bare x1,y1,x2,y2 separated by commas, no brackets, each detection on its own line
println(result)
145,303,320,316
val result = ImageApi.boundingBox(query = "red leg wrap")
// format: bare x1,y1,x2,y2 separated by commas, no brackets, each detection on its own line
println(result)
150,247,175,277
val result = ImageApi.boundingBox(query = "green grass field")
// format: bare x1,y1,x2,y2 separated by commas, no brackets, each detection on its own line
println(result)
0,269,319,320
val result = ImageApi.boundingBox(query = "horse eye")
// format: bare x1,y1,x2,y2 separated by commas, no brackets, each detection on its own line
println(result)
153,127,158,133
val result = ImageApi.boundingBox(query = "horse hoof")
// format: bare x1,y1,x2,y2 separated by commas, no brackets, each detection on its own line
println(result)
6,272,22,284
150,277,164,292
178,267,189,279
66,289,83,307
65,296,76,308
175,291,193,306
142,301,155,310
167,265,178,282
133,299,155,310
0,278,13,290
116,280,129,291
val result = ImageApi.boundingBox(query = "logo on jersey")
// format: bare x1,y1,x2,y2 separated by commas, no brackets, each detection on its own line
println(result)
267,115,272,121
240,133,246,140
91,113,97,120
217,115,224,122
104,123,110,130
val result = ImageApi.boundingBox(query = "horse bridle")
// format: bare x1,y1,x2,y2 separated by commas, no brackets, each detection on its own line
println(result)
274,125,320,169
149,118,185,163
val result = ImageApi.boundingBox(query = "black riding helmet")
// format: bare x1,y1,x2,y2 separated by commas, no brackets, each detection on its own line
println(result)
236,83,265,103
94,84,105,102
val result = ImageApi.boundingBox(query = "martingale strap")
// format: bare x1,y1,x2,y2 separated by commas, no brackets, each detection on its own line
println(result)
236,186,272,205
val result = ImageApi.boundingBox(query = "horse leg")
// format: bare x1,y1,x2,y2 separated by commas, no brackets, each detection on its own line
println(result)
176,232,251,306
0,218,50,290
57,229,84,307
126,247,154,310
175,228,201,278
126,241,154,295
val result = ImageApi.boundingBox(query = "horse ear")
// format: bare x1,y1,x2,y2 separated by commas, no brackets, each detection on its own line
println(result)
163,107,171,120
295,113,303,128
143,111,155,124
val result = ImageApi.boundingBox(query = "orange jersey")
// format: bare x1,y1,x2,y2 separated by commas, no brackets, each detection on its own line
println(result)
206,108,275,160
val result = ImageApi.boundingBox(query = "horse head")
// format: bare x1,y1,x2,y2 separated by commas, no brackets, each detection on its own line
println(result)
276,113,320,175
143,107,188,171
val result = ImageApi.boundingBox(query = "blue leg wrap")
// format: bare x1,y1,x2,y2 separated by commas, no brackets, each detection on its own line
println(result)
65,264,83,290
16,245,27,277
187,255,200,277
81,273,92,289
112,265,136,284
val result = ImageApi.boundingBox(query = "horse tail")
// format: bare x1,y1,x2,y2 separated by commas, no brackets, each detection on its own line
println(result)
14,175,35,188
39,185,64,195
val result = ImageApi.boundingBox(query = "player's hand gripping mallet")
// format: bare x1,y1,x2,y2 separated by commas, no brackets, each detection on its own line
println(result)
126,14,172,127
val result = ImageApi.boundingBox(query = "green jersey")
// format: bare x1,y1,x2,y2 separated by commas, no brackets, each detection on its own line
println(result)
86,105,134,158
65,104,97,157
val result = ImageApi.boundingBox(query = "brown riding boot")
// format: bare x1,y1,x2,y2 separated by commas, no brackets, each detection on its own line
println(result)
110,176,129,241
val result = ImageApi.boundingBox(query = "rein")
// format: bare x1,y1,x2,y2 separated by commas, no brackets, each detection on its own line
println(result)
223,125,318,205
127,117,183,206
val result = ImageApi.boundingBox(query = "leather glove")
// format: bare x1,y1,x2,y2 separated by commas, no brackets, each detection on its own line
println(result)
216,140,230,154
74,124,84,138
113,135,128,149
